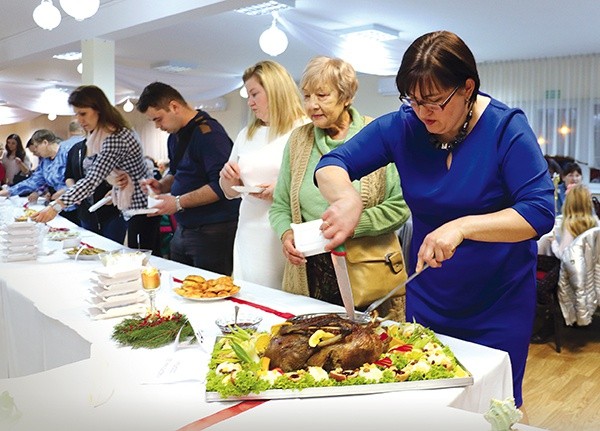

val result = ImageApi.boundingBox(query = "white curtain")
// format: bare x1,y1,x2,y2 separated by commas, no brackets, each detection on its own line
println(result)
479,54,600,169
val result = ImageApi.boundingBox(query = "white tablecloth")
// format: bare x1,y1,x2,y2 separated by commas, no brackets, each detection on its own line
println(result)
0,206,547,431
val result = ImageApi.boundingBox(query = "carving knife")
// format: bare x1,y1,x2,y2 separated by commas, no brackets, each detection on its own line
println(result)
363,263,430,317
331,244,356,321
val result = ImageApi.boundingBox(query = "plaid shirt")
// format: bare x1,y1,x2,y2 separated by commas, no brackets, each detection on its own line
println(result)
60,128,149,211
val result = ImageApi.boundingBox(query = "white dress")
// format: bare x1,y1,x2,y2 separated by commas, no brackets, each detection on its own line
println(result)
227,122,303,289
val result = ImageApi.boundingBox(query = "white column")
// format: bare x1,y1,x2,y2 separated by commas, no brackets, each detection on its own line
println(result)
81,38,115,104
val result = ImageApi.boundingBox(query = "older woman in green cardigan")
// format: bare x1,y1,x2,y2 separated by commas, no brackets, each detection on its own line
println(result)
269,56,410,317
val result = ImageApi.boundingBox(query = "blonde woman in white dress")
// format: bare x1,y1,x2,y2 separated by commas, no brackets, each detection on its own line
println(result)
220,61,307,289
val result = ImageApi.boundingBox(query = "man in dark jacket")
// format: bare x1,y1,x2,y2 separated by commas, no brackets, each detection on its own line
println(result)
136,82,239,275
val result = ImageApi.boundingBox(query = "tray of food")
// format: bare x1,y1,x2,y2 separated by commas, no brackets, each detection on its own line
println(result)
65,246,106,260
173,275,240,300
205,313,472,401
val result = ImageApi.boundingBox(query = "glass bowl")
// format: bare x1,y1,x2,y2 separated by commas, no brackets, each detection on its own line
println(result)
215,314,262,334
99,248,151,267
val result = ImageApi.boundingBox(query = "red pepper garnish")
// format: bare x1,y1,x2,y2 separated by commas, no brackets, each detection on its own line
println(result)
374,357,393,368
379,332,389,341
390,344,413,353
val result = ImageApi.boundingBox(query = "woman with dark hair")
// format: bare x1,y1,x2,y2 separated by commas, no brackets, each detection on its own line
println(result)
2,133,31,185
315,31,554,410
33,85,160,254
556,162,582,214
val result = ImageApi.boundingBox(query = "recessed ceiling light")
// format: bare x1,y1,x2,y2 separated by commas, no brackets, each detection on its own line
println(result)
235,0,294,16
339,24,399,42
52,51,82,61
152,61,197,73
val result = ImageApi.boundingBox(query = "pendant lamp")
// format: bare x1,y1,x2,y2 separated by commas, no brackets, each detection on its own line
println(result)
59,0,100,21
33,0,62,30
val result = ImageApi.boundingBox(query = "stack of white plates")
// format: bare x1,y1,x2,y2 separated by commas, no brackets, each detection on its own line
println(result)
0,221,40,262
88,266,148,320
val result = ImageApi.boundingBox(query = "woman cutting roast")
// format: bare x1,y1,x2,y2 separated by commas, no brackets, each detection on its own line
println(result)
269,56,410,319
314,31,555,411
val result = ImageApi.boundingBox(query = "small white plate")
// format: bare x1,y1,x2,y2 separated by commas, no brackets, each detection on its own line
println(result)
231,185,265,194
88,195,112,213
123,208,159,217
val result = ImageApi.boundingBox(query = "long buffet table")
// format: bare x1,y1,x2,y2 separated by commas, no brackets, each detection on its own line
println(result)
0,203,547,431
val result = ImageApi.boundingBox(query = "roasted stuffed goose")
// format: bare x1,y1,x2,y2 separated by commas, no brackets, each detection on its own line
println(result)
264,313,384,372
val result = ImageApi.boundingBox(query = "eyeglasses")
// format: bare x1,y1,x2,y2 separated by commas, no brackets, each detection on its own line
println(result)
400,85,460,112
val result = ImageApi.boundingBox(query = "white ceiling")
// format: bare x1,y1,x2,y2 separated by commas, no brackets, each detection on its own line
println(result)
2,0,600,122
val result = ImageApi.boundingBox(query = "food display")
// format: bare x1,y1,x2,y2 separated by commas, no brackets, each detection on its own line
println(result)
205,314,472,401
65,246,106,256
14,208,38,222
99,249,151,267
47,230,80,241
174,275,240,300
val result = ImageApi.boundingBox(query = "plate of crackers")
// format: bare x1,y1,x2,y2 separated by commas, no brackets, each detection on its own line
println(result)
173,275,240,301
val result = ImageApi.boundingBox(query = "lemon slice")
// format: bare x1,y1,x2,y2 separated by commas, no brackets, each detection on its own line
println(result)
254,333,271,355
270,322,291,336
308,329,335,348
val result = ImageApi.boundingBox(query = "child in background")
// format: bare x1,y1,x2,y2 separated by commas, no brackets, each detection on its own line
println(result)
551,184,599,257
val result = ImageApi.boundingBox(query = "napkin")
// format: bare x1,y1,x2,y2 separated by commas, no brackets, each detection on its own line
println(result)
141,348,207,385
90,279,142,297
93,267,141,284
89,303,147,320
290,219,329,257
89,290,147,311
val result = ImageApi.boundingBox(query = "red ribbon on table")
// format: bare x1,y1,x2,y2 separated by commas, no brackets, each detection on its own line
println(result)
172,277,295,319
176,400,266,431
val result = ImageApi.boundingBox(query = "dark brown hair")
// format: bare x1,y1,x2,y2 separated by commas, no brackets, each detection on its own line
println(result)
68,85,131,131
136,82,187,113
5,133,26,160
396,30,480,104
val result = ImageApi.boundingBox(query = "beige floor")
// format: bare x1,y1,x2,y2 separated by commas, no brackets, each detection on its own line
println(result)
523,313,600,431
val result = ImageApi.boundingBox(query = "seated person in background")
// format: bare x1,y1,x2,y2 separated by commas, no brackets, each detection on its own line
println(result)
144,155,162,180
157,159,170,178
0,129,80,224
551,184,599,258
2,134,32,185
556,162,582,214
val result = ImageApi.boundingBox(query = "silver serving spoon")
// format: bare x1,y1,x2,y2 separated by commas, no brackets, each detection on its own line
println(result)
234,305,240,326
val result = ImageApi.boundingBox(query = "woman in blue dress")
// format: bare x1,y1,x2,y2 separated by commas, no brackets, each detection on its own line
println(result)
314,31,555,410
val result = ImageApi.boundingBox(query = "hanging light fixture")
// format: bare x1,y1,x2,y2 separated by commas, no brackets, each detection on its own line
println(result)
33,0,62,30
59,0,99,21
48,113,57,121
123,99,134,113
259,12,288,56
